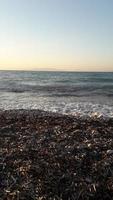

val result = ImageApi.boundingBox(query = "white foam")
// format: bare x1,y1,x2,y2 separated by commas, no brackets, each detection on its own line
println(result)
0,92,113,118
43,102,113,118
20,81,37,86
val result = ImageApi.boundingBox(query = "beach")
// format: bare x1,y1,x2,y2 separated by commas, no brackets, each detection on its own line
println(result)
0,0,113,198
1,109,113,200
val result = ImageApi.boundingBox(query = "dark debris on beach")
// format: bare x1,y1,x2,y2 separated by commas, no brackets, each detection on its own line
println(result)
1,110,113,200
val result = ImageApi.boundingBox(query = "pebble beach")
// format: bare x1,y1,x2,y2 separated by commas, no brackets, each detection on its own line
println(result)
1,110,113,200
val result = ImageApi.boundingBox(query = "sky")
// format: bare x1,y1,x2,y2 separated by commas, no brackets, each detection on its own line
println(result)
0,0,113,71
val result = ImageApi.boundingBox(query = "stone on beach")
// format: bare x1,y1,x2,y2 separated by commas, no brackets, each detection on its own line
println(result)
0,110,113,200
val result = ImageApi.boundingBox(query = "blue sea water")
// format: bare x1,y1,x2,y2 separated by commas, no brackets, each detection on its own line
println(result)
0,71,113,117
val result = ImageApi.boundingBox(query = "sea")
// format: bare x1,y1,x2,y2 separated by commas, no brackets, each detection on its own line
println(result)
0,70,113,117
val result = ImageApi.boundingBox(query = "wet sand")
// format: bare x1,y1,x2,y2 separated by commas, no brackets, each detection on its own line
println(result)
1,110,113,200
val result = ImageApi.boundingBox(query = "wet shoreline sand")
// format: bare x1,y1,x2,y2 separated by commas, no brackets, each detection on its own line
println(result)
1,110,113,199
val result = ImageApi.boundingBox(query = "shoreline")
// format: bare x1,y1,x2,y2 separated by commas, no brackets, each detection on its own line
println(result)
0,108,113,119
1,109,113,199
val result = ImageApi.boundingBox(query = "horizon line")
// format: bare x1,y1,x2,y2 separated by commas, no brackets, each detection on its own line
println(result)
0,69,113,73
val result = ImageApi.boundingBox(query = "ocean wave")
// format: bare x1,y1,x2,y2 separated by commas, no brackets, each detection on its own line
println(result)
0,71,113,118
0,99,113,118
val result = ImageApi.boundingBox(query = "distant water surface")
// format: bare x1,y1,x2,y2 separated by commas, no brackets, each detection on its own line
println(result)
0,71,113,117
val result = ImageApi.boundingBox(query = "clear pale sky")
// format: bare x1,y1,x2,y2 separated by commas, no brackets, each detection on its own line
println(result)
0,0,113,71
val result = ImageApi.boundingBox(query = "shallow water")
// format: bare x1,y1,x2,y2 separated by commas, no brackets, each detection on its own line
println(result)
0,71,113,117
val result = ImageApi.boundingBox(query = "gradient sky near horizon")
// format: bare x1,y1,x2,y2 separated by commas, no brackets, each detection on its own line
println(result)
0,0,113,71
